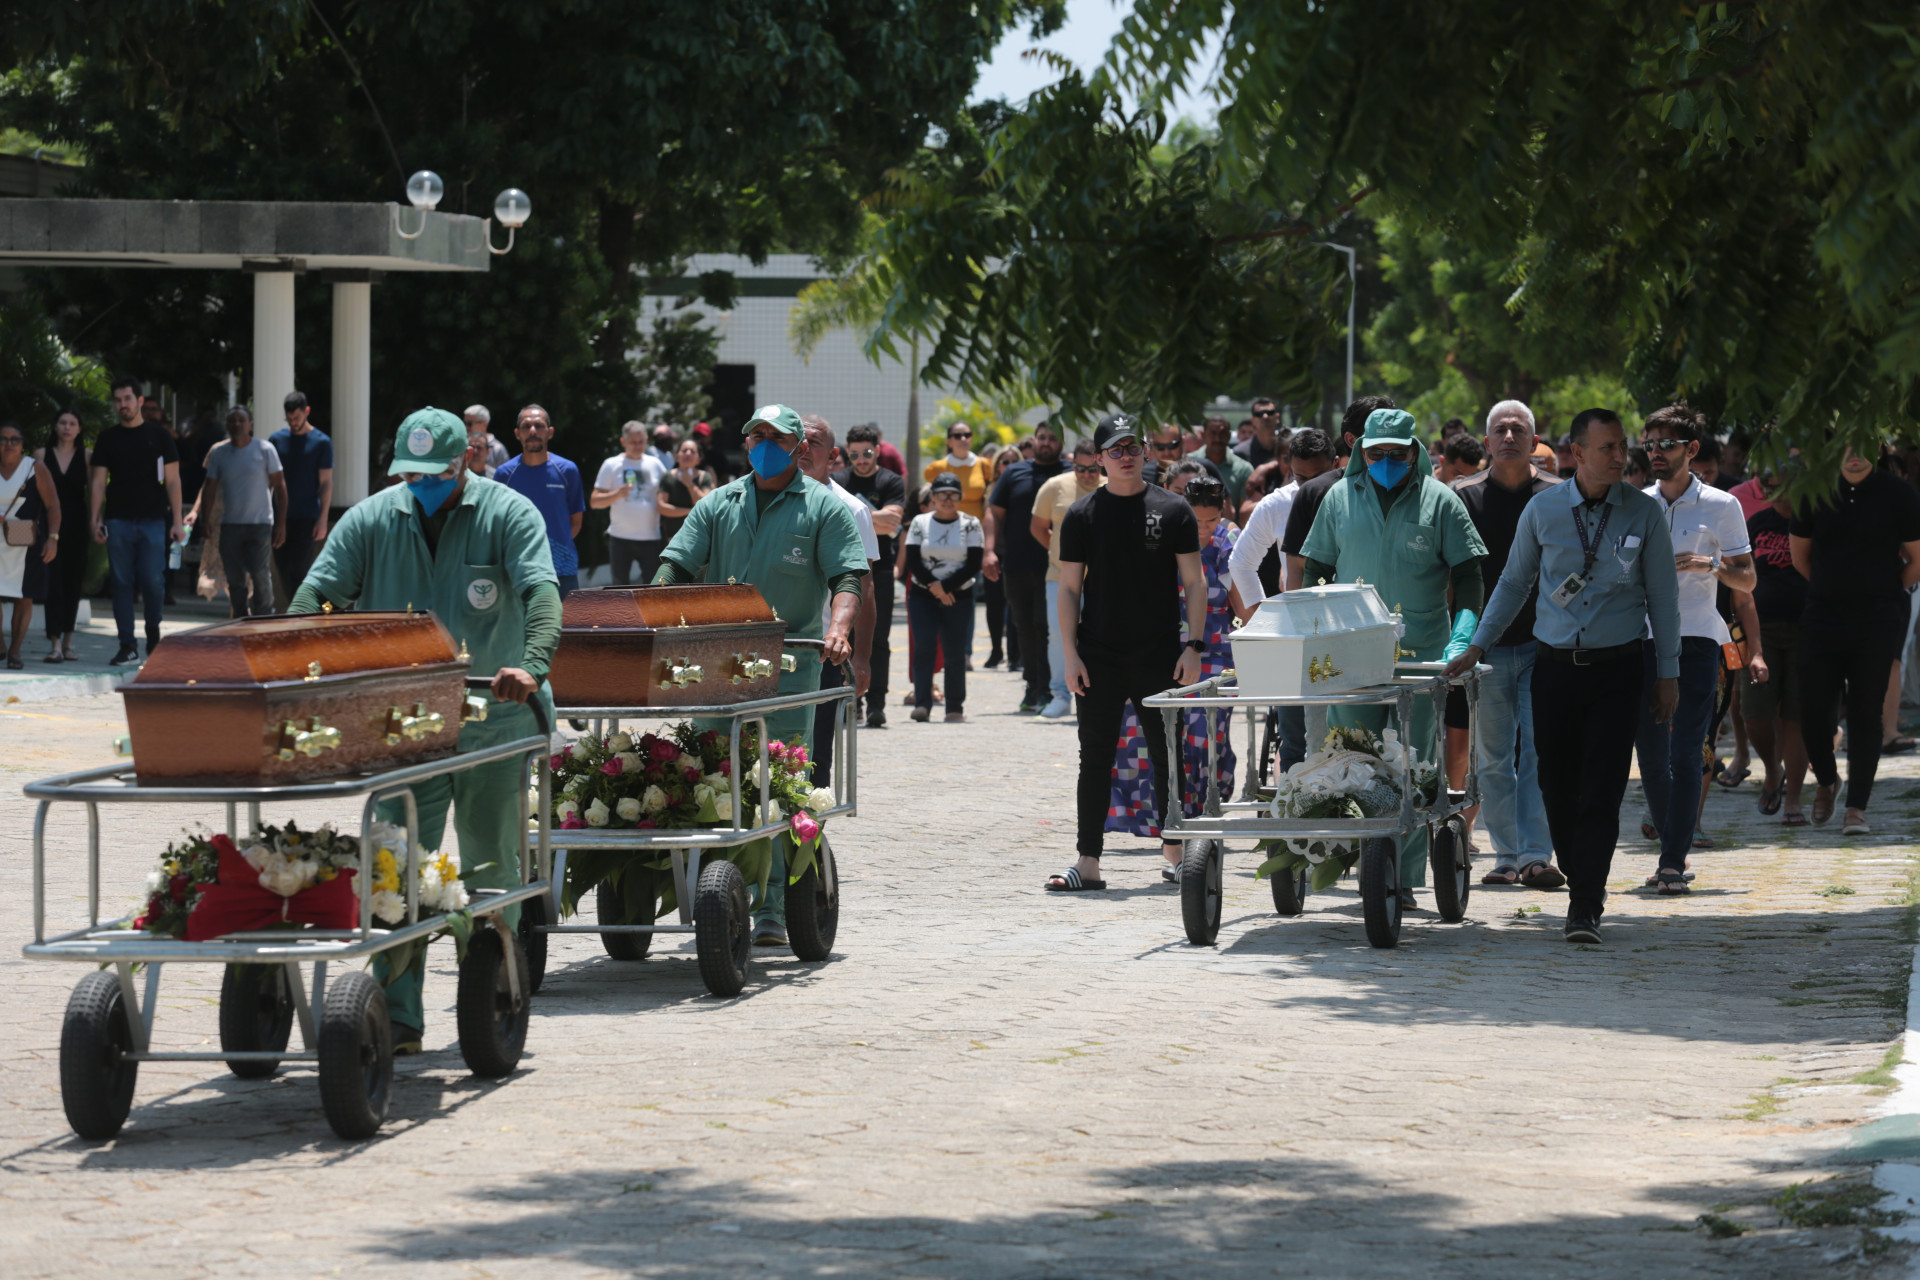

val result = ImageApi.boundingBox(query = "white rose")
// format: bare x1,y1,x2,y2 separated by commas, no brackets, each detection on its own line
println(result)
585,799,611,827
616,796,643,822
643,785,669,812
615,751,644,773
607,730,634,752
144,869,166,895
713,793,733,822
806,786,835,812
702,772,727,789
241,842,272,870
558,799,580,821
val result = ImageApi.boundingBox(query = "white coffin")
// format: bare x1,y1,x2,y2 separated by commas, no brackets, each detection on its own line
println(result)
1229,584,1401,697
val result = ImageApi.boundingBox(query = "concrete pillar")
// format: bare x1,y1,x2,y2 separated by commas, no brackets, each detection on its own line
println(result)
330,280,372,506
251,271,296,424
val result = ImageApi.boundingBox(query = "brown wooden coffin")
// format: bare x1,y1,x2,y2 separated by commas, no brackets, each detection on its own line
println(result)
120,611,480,785
548,583,790,708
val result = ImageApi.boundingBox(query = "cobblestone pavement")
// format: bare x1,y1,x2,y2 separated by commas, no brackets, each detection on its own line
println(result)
2,648,1917,1277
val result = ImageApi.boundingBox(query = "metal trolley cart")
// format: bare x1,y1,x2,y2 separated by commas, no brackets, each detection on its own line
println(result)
22,678,554,1141
1142,661,1484,949
529,640,857,999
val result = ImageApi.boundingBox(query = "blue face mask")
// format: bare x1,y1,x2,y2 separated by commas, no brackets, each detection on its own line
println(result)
1367,456,1410,490
748,438,796,479
407,472,459,513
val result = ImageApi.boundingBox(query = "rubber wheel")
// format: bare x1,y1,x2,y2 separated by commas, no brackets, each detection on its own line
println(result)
1180,838,1224,946
786,836,839,962
316,970,392,1140
596,877,652,962
1359,836,1402,949
518,892,550,993
1428,818,1471,924
59,970,138,1141
457,926,530,1078
218,963,294,1078
1270,861,1310,917
693,858,752,997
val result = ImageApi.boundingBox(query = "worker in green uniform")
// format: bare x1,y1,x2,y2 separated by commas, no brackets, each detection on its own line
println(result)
291,407,560,1054
654,402,867,946
1299,408,1487,897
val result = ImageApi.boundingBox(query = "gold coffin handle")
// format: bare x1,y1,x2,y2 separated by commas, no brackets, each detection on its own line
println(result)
111,735,132,758
780,654,797,674
730,652,775,685
461,694,489,724
659,659,705,690
383,702,448,744
276,716,342,762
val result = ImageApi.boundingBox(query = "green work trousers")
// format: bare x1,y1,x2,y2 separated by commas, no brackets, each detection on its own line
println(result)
1330,661,1446,888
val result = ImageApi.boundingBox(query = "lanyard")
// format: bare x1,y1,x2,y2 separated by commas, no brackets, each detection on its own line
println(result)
1571,499,1612,580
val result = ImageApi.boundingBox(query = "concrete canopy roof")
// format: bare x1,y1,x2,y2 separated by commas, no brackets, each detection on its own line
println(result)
0,199,492,272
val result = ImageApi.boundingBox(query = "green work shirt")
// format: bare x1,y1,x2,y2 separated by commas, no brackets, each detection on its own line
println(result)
1300,448,1486,656
301,477,559,692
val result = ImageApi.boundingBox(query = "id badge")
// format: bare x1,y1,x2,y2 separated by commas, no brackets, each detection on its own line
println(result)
1549,573,1587,608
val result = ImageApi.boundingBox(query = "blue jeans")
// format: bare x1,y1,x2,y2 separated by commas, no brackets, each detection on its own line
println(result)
1278,706,1306,772
105,518,166,649
1474,642,1552,869
1636,636,1723,871
1046,580,1068,702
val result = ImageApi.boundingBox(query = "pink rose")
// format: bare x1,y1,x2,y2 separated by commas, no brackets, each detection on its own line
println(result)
789,746,809,767
600,758,624,776
635,818,657,830
683,765,701,783
768,741,786,759
717,759,732,777
548,752,567,771
560,815,587,830
790,811,821,844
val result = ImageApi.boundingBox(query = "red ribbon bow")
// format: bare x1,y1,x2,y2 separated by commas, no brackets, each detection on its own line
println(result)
185,834,359,941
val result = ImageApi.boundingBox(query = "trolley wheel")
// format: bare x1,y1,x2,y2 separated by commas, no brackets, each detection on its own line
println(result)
1180,839,1224,946
1270,861,1310,917
1359,836,1403,949
786,835,840,962
59,970,138,1141
518,892,550,994
457,926,530,1079
1428,818,1472,924
317,971,392,1140
596,878,653,962
218,963,294,1078
694,858,753,997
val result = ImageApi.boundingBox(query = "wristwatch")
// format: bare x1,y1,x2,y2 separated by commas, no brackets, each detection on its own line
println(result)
1185,639,1207,654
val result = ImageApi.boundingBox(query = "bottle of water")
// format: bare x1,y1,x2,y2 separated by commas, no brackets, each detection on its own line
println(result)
167,530,183,571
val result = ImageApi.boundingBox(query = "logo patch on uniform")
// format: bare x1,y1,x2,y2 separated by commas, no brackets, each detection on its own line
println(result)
1408,532,1431,552
782,544,808,565
408,426,434,457
754,404,783,423
467,578,499,610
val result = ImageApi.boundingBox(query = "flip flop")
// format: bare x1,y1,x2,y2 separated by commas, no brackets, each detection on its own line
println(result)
1518,861,1566,890
1758,783,1783,816
1653,869,1691,895
1782,812,1808,827
1481,866,1520,885
1045,866,1106,892
1715,765,1751,789
1882,737,1917,756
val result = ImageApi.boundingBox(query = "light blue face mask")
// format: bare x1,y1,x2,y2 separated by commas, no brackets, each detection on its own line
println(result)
1367,456,1411,489
749,437,796,479
406,471,459,513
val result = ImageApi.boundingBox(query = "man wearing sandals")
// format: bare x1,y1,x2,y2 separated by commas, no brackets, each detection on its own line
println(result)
1633,404,1754,892
1450,400,1563,891
1449,409,1681,944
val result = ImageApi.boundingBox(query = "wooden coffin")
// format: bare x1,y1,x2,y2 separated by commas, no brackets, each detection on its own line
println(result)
120,611,479,785
548,583,789,708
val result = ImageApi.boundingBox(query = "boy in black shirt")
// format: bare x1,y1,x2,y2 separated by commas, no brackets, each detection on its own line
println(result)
1047,415,1205,891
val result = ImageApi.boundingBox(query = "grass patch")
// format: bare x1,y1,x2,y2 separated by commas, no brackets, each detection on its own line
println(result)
1772,1177,1905,1229
1776,996,1827,1007
1696,1213,1750,1238
1817,884,1857,898
1853,1041,1905,1091
1738,1091,1783,1122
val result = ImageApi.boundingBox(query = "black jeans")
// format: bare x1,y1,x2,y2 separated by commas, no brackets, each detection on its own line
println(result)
1003,568,1051,704
810,657,849,788
1076,648,1179,859
908,585,971,712
1799,619,1901,810
1531,643,1645,918
983,573,1007,661
863,569,895,716
218,522,275,617
608,536,663,586
273,517,320,600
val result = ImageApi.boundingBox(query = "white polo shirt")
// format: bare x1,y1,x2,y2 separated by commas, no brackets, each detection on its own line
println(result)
822,477,880,629
1644,473,1751,644
1227,479,1298,606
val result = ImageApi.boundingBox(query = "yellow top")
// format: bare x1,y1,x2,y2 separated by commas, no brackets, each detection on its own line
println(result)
923,454,995,521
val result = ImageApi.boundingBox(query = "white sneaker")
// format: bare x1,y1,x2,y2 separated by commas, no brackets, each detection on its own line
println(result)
1040,695,1071,719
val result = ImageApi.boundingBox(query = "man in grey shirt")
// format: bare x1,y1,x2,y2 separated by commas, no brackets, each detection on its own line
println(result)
188,405,286,616
1448,408,1681,944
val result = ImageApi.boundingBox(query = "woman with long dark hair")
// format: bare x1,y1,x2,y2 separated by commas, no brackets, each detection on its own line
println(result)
35,408,88,661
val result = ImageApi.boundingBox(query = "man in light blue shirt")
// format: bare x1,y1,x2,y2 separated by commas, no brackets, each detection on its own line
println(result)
494,404,583,593
1449,409,1680,944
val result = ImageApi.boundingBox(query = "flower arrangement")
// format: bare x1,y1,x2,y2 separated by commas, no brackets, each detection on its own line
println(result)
363,821,470,926
1255,726,1439,890
549,722,836,922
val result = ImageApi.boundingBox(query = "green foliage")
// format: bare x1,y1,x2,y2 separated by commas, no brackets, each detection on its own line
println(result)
1772,1177,1905,1229
924,394,1045,455
0,296,111,437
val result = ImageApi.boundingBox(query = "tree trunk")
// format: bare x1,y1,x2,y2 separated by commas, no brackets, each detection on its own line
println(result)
595,194,640,369
904,336,921,486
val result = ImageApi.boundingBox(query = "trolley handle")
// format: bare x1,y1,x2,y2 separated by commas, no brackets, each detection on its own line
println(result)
465,675,554,737
782,636,858,688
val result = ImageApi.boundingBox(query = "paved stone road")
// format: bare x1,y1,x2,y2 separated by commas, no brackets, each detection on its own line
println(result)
2,652,1916,1277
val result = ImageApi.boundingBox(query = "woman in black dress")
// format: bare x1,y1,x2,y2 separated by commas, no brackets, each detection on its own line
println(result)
36,408,88,662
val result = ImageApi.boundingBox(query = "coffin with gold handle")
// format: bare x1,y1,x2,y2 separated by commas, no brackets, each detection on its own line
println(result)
547,583,789,708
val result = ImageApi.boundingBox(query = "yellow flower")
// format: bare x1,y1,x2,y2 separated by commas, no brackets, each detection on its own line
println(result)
371,847,402,895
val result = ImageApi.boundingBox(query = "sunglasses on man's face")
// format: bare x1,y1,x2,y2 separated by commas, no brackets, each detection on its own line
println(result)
948,431,971,439
847,449,876,462
1253,409,1279,418
1151,440,1182,452
1363,446,1410,463
1073,463,1100,475
1649,438,1688,453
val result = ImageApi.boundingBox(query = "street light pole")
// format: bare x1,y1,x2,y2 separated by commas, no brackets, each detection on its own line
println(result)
1323,242,1357,408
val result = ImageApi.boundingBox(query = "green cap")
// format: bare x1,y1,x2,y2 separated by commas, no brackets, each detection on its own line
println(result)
1359,408,1418,448
388,407,467,475
744,402,803,437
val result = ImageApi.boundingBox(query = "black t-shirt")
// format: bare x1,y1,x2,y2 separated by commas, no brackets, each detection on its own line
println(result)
1058,485,1199,662
660,467,717,540
1281,465,1344,557
987,457,1066,575
91,421,180,521
1453,467,1558,648
1746,506,1804,625
1788,470,1920,626
1233,435,1277,469
833,465,908,563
